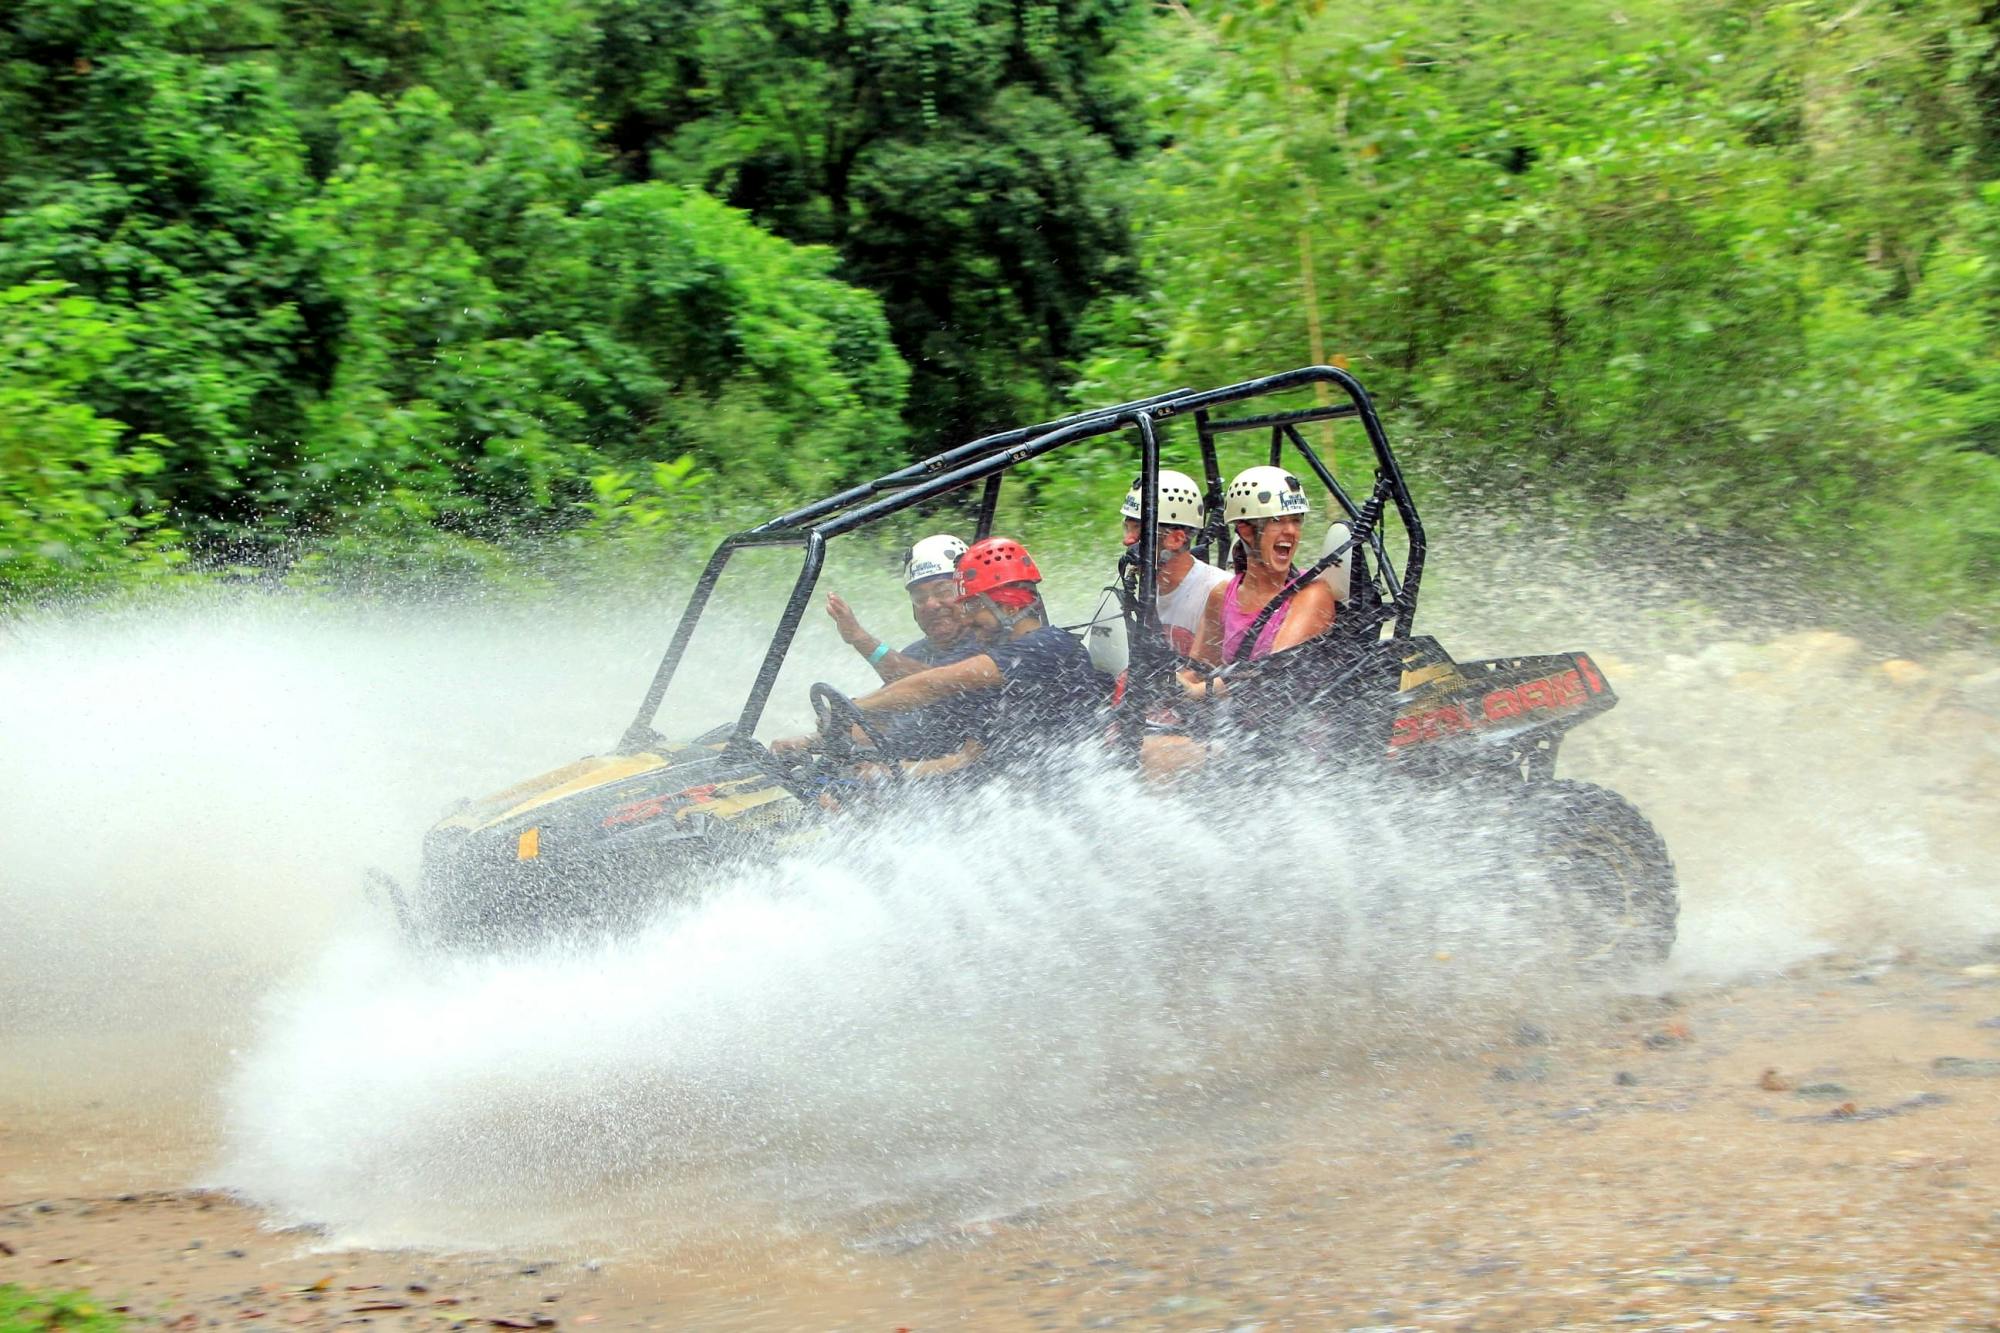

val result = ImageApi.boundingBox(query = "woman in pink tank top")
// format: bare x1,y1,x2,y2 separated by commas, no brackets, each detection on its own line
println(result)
1219,569,1293,660
1188,465,1336,670
1144,466,1338,778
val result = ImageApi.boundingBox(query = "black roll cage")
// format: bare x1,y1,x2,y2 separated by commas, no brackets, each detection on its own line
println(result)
615,366,1427,757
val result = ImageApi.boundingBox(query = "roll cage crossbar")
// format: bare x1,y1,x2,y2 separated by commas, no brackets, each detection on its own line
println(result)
615,366,1427,757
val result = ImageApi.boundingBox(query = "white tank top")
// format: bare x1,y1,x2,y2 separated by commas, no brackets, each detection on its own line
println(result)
1156,559,1229,656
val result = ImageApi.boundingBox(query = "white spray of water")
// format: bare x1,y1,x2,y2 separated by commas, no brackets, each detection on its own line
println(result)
3,562,1994,1248
1564,639,2000,974
1414,517,2000,974
0,590,797,1083
216,764,1569,1251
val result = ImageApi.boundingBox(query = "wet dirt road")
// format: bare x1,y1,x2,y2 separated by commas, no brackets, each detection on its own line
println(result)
8,953,2000,1330
7,610,2000,1331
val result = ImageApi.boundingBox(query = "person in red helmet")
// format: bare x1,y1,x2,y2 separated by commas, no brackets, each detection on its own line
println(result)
778,537,1102,774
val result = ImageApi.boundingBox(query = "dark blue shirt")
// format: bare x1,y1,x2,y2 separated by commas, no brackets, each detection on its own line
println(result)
979,626,1105,767
883,635,988,759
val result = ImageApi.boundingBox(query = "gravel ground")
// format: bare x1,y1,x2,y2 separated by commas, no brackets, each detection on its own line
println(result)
7,952,2000,1330
7,627,2000,1330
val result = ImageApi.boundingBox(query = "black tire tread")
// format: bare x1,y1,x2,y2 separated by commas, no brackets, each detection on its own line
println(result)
1530,778,1679,968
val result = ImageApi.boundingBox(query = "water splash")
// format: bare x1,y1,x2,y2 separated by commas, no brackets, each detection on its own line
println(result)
216,763,1567,1250
2,559,1993,1251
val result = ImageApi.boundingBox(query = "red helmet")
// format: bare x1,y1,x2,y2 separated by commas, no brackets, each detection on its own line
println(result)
955,536,1041,603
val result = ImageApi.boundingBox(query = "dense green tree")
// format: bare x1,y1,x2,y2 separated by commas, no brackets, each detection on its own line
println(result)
0,0,328,535
0,0,912,589
293,86,907,542
1076,0,2000,619
578,0,1148,446
1,0,1995,622
0,281,178,593
215,0,597,169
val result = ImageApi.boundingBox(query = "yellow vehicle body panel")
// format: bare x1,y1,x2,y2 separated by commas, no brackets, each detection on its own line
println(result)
432,747,803,839
436,752,676,835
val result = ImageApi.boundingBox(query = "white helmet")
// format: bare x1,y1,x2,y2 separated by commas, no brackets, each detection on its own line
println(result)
1121,469,1205,529
1223,466,1311,523
903,533,968,587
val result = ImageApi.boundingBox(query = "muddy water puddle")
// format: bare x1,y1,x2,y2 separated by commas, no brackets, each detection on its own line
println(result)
7,611,2000,1328
8,955,2000,1329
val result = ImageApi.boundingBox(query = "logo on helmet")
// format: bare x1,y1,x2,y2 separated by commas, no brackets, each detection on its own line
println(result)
903,533,968,587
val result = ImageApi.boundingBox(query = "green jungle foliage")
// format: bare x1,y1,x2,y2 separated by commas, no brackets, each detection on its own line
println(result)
1,0,1996,626
1078,0,2000,623
0,1284,128,1332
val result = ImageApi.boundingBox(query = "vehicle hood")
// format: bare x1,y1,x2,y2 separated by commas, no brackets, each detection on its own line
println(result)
435,744,736,835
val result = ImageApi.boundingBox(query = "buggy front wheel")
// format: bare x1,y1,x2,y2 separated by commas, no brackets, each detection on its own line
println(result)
1523,780,1678,972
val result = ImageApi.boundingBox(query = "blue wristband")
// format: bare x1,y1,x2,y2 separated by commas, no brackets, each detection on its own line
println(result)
867,642,891,666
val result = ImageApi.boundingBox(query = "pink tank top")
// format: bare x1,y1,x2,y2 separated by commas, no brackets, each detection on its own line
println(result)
1220,573,1291,662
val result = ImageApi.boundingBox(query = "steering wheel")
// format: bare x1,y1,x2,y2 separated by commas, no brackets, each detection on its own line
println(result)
808,682,904,782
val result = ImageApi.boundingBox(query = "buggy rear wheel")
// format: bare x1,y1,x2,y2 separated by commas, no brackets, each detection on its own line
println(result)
1524,780,1677,971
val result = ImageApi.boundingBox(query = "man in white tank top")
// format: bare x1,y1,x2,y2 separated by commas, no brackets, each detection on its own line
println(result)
1120,470,1229,657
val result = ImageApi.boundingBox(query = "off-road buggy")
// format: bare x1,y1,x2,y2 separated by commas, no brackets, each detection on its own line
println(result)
385,367,1677,966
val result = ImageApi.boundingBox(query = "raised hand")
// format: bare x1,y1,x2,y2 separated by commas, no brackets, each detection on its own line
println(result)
824,592,872,649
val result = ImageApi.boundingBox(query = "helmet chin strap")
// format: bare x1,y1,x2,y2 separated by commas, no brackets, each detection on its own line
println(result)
976,592,1042,633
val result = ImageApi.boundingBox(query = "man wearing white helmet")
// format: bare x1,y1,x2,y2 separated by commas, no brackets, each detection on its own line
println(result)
825,533,975,683
824,533,986,757
1120,469,1229,657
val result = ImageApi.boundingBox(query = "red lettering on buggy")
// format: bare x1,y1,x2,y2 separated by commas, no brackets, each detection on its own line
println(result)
1482,669,1587,723
603,783,719,829
1574,655,1605,694
1395,668,1592,750
1390,702,1477,747
602,794,682,829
